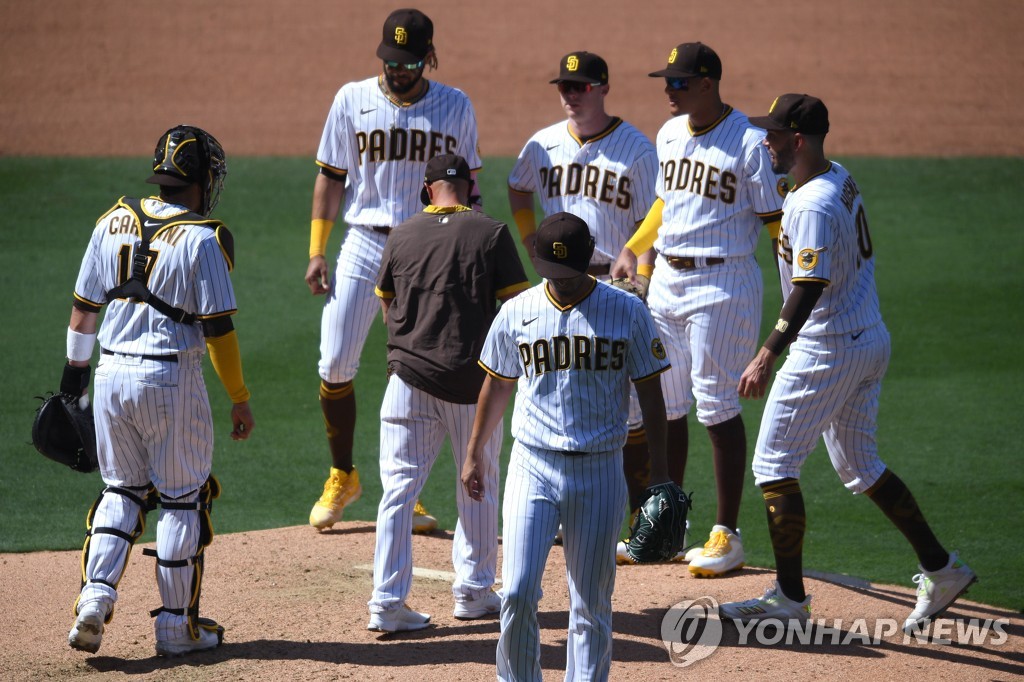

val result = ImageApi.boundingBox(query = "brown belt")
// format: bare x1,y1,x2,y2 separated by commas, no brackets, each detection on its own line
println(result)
664,256,725,270
101,348,178,363
586,263,611,276
371,226,392,235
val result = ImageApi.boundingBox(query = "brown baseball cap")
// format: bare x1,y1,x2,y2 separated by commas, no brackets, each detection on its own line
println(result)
420,153,471,205
377,8,433,63
649,42,722,80
533,212,595,279
549,52,609,85
749,94,830,135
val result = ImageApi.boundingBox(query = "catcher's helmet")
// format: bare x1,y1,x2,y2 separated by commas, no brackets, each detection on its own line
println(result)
147,125,227,216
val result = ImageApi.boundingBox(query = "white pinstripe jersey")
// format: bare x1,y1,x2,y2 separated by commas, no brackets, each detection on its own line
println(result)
778,161,883,337
508,118,657,264
479,279,670,453
73,197,237,355
316,75,482,228
654,107,786,257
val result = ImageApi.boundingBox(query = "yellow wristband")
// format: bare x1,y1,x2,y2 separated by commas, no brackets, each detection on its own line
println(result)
310,218,335,259
765,219,782,240
205,330,251,404
637,263,655,278
512,208,536,241
625,198,664,256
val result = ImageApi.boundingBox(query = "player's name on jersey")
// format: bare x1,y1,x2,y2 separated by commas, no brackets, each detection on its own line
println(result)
356,128,458,166
518,335,627,377
105,212,188,248
661,158,737,203
537,164,636,208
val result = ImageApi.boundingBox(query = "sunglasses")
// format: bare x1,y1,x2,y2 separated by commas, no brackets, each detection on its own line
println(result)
557,81,596,95
665,77,690,91
384,60,425,70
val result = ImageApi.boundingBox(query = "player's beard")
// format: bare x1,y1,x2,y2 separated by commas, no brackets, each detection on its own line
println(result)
385,69,424,97
769,141,796,175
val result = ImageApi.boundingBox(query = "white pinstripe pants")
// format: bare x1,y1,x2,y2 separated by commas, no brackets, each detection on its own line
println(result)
369,375,501,612
498,443,626,682
318,226,388,383
753,323,891,493
647,255,762,425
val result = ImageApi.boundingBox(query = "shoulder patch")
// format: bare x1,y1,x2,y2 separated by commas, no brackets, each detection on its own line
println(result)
651,337,667,360
797,247,823,270
215,225,235,271
777,177,790,198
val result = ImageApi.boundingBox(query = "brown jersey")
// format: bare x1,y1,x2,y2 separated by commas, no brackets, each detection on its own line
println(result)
375,205,530,403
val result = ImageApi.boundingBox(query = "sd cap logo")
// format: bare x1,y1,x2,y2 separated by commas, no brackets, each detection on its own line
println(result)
552,242,568,259
567,55,579,71
668,48,678,63
395,27,407,45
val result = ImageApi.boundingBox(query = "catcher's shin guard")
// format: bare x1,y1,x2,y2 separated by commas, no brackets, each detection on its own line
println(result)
145,476,224,642
75,484,158,620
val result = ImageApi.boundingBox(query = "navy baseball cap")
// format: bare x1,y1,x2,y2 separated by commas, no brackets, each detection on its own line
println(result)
550,52,609,85
749,94,830,135
649,42,722,80
420,154,471,205
533,212,595,279
377,8,433,63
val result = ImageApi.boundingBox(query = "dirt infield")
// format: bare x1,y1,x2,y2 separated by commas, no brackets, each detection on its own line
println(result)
1,0,1021,158
2,1,1022,679
3,523,1020,680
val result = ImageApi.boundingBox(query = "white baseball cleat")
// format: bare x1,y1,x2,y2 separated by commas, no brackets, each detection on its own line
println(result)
412,501,439,534
68,601,108,654
453,590,501,620
367,605,432,632
903,551,977,634
155,622,224,657
719,581,811,623
688,525,745,577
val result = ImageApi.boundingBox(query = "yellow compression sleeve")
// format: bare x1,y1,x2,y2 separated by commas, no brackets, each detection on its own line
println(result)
765,218,782,239
310,218,335,259
625,198,664,256
512,207,537,241
637,263,655,278
206,330,251,403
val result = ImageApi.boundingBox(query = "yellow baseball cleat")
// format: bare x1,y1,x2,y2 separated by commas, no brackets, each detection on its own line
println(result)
309,467,363,530
412,500,439,533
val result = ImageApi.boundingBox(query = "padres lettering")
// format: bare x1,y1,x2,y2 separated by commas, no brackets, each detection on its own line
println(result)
517,335,626,377
356,128,458,165
661,158,737,203
538,164,634,208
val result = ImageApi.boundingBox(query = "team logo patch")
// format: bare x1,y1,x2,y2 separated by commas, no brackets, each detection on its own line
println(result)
776,177,789,197
552,241,569,259
798,248,820,270
651,337,667,360
668,48,678,64
395,27,408,45
567,55,579,71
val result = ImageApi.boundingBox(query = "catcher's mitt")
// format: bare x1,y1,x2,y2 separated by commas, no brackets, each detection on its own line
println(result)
31,392,98,474
609,274,650,301
624,482,691,563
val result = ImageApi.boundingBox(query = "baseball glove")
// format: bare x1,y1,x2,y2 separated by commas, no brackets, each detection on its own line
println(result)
31,391,98,474
609,275,650,301
624,482,691,563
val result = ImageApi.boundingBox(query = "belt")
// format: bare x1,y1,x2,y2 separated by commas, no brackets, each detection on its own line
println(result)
563,450,590,457
101,348,178,363
586,263,611,276
371,226,392,235
664,256,726,270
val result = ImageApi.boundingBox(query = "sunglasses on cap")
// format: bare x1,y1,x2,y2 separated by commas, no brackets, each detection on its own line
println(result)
665,77,691,91
384,60,425,70
557,81,597,95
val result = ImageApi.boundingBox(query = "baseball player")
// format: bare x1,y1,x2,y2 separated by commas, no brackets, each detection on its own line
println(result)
65,125,255,657
463,212,672,682
720,95,976,631
305,8,483,533
507,51,660,547
368,154,529,632
612,42,787,576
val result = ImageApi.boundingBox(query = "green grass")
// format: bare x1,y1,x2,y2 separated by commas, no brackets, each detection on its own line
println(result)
2,156,1021,611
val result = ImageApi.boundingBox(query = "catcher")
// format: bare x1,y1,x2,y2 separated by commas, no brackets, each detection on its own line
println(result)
56,124,255,658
